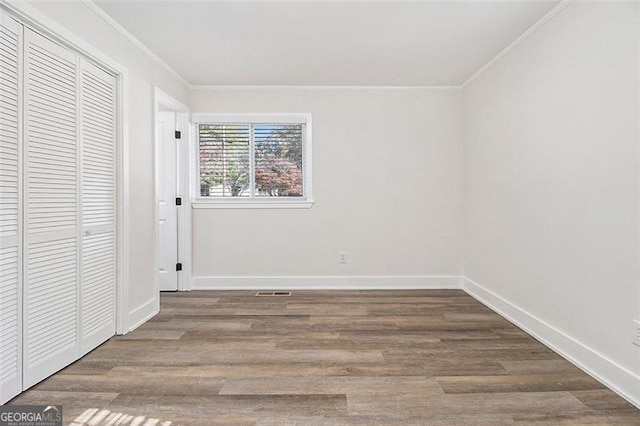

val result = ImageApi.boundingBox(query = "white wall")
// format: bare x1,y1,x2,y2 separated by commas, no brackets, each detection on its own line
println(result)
21,0,191,327
191,88,463,286
463,1,640,403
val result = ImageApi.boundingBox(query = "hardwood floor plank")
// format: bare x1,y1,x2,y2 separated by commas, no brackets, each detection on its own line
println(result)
160,296,221,307
512,412,627,424
338,329,505,341
136,319,254,331
114,330,185,340
108,364,356,378
108,394,348,416
382,348,561,362
346,392,591,416
220,376,442,395
275,337,443,351
256,413,517,425
498,359,585,375
436,373,605,394
35,374,225,397
10,390,119,406
102,339,278,351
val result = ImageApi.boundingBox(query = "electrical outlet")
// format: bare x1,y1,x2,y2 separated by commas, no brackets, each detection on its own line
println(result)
338,251,347,265
634,320,640,347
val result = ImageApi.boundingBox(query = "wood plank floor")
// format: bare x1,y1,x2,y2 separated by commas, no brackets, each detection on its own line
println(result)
9,290,640,425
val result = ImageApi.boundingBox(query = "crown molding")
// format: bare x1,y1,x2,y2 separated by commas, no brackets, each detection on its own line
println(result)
190,84,462,91
461,0,574,89
81,0,190,88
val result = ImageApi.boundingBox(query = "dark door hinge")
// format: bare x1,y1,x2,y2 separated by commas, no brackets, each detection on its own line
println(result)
176,262,182,271
175,197,182,206
175,130,181,139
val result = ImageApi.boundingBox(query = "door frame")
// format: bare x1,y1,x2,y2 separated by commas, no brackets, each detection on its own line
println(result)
153,87,191,292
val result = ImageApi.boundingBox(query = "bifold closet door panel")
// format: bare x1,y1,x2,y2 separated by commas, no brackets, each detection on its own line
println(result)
0,10,22,404
80,59,116,355
23,28,80,389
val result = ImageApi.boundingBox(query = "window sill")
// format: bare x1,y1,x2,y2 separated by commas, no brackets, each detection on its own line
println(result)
192,199,315,209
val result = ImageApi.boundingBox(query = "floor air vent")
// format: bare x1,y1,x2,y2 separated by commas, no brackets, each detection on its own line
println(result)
255,291,292,297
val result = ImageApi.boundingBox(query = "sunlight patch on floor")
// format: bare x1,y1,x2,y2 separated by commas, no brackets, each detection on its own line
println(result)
70,408,172,426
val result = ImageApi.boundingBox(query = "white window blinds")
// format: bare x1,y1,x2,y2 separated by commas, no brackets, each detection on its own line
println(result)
254,124,303,197
199,123,305,198
199,124,251,197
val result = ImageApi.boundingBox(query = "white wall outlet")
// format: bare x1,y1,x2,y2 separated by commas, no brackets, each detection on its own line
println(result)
634,320,640,347
338,251,347,265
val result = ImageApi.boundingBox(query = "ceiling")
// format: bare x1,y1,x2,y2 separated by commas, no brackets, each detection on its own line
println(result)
92,1,560,87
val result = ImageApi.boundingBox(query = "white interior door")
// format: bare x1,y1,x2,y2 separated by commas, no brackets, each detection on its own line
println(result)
79,59,116,355
157,111,178,291
23,28,80,388
0,10,22,404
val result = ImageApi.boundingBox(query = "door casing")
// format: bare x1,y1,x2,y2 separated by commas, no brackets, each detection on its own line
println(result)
153,87,191,294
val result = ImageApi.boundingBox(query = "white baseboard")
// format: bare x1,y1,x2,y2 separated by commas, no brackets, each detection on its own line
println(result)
191,275,463,290
462,277,640,409
126,296,159,332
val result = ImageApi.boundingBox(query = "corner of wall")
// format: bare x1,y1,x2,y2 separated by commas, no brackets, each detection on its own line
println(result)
81,0,190,88
126,295,159,333
460,0,575,89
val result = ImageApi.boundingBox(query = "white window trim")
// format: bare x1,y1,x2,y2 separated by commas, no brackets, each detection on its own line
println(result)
191,113,314,209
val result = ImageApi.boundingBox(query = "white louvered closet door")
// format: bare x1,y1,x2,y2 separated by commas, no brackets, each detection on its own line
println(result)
79,59,116,355
23,28,80,388
0,10,22,403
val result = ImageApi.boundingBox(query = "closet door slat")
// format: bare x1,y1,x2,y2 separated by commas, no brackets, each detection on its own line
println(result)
23,28,80,389
0,10,21,404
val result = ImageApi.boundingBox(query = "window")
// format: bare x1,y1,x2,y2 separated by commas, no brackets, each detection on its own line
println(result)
192,114,313,208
